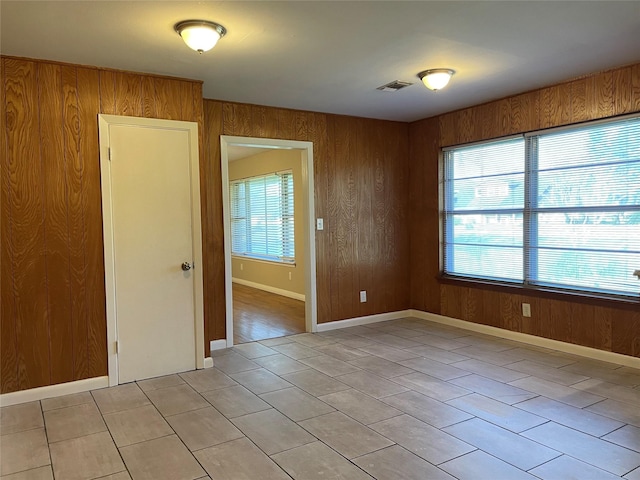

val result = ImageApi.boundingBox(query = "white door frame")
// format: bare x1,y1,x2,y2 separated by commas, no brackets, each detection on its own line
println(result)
220,136,317,347
99,114,205,386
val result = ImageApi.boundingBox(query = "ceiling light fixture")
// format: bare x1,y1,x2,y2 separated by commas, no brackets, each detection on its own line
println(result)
175,20,227,54
418,69,455,91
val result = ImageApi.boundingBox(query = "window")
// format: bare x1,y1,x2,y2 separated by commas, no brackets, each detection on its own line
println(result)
230,171,295,263
443,115,640,297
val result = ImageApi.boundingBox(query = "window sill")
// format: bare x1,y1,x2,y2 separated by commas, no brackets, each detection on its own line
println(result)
231,254,296,267
438,275,640,310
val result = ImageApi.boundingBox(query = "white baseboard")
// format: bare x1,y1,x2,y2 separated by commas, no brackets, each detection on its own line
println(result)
232,278,305,302
0,376,109,407
409,309,640,370
210,339,228,352
203,357,214,368
317,310,413,332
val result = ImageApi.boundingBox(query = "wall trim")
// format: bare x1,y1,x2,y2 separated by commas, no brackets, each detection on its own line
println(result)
409,309,640,369
203,357,214,368
232,278,305,302
0,376,109,407
210,339,228,351
317,310,413,332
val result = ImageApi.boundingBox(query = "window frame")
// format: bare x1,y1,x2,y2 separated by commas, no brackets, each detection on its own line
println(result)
441,113,640,301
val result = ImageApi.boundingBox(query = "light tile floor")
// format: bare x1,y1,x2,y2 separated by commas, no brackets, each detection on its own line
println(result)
2,317,640,479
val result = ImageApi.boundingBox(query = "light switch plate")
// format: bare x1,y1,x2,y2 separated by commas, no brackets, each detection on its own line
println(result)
317,218,324,230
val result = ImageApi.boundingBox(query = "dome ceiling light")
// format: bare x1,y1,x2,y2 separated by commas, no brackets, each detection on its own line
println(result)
175,20,227,54
418,69,455,91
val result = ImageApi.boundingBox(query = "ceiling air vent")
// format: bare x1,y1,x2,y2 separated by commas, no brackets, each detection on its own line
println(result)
376,80,414,92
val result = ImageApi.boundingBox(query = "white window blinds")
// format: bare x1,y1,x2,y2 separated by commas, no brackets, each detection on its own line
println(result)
443,115,640,298
527,118,640,295
230,171,295,263
443,138,525,282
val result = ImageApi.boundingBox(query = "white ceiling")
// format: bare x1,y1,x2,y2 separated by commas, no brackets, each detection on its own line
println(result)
2,1,640,122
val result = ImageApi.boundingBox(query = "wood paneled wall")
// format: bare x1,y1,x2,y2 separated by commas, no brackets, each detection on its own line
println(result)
203,100,410,338
409,63,640,357
1,57,204,393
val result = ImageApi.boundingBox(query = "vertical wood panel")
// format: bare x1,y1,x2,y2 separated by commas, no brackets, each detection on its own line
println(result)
39,62,73,385
570,78,588,123
154,78,182,120
480,290,501,328
408,117,440,314
440,285,467,321
355,118,374,317
586,71,613,120
98,70,116,115
251,104,279,139
77,67,107,378
510,91,540,134
496,98,511,137
457,108,476,144
309,112,331,323
179,81,196,121
613,66,633,116
632,64,640,112
141,75,157,118
276,108,296,140
5,59,51,389
439,112,456,147
372,120,388,314
408,120,427,311
390,122,410,311
63,66,89,380
222,103,237,135
540,83,571,129
611,309,640,357
234,103,252,136
465,288,483,324
477,103,495,139
114,73,143,117
499,292,522,333
324,116,340,323
569,303,595,348
203,100,226,340
535,298,572,343
294,111,308,141
332,115,357,319
1,57,19,392
192,85,213,351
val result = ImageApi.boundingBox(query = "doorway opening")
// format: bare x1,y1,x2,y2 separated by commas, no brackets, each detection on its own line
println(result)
220,136,317,347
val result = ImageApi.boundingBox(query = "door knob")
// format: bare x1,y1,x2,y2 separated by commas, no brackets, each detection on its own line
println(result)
181,262,192,271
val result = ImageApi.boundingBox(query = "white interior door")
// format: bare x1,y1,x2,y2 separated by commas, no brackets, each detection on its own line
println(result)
99,115,204,384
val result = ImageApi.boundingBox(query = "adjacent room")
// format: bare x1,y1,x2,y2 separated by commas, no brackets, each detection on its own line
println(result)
1,1,639,479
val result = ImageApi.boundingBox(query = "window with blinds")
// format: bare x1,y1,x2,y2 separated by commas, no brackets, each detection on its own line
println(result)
443,115,640,298
230,171,295,264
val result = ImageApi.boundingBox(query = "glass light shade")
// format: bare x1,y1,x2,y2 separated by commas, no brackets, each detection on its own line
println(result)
419,69,454,91
175,21,226,54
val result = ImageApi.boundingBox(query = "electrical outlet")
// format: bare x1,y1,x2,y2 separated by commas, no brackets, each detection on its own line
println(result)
522,303,531,317
240,263,243,271
360,290,367,303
